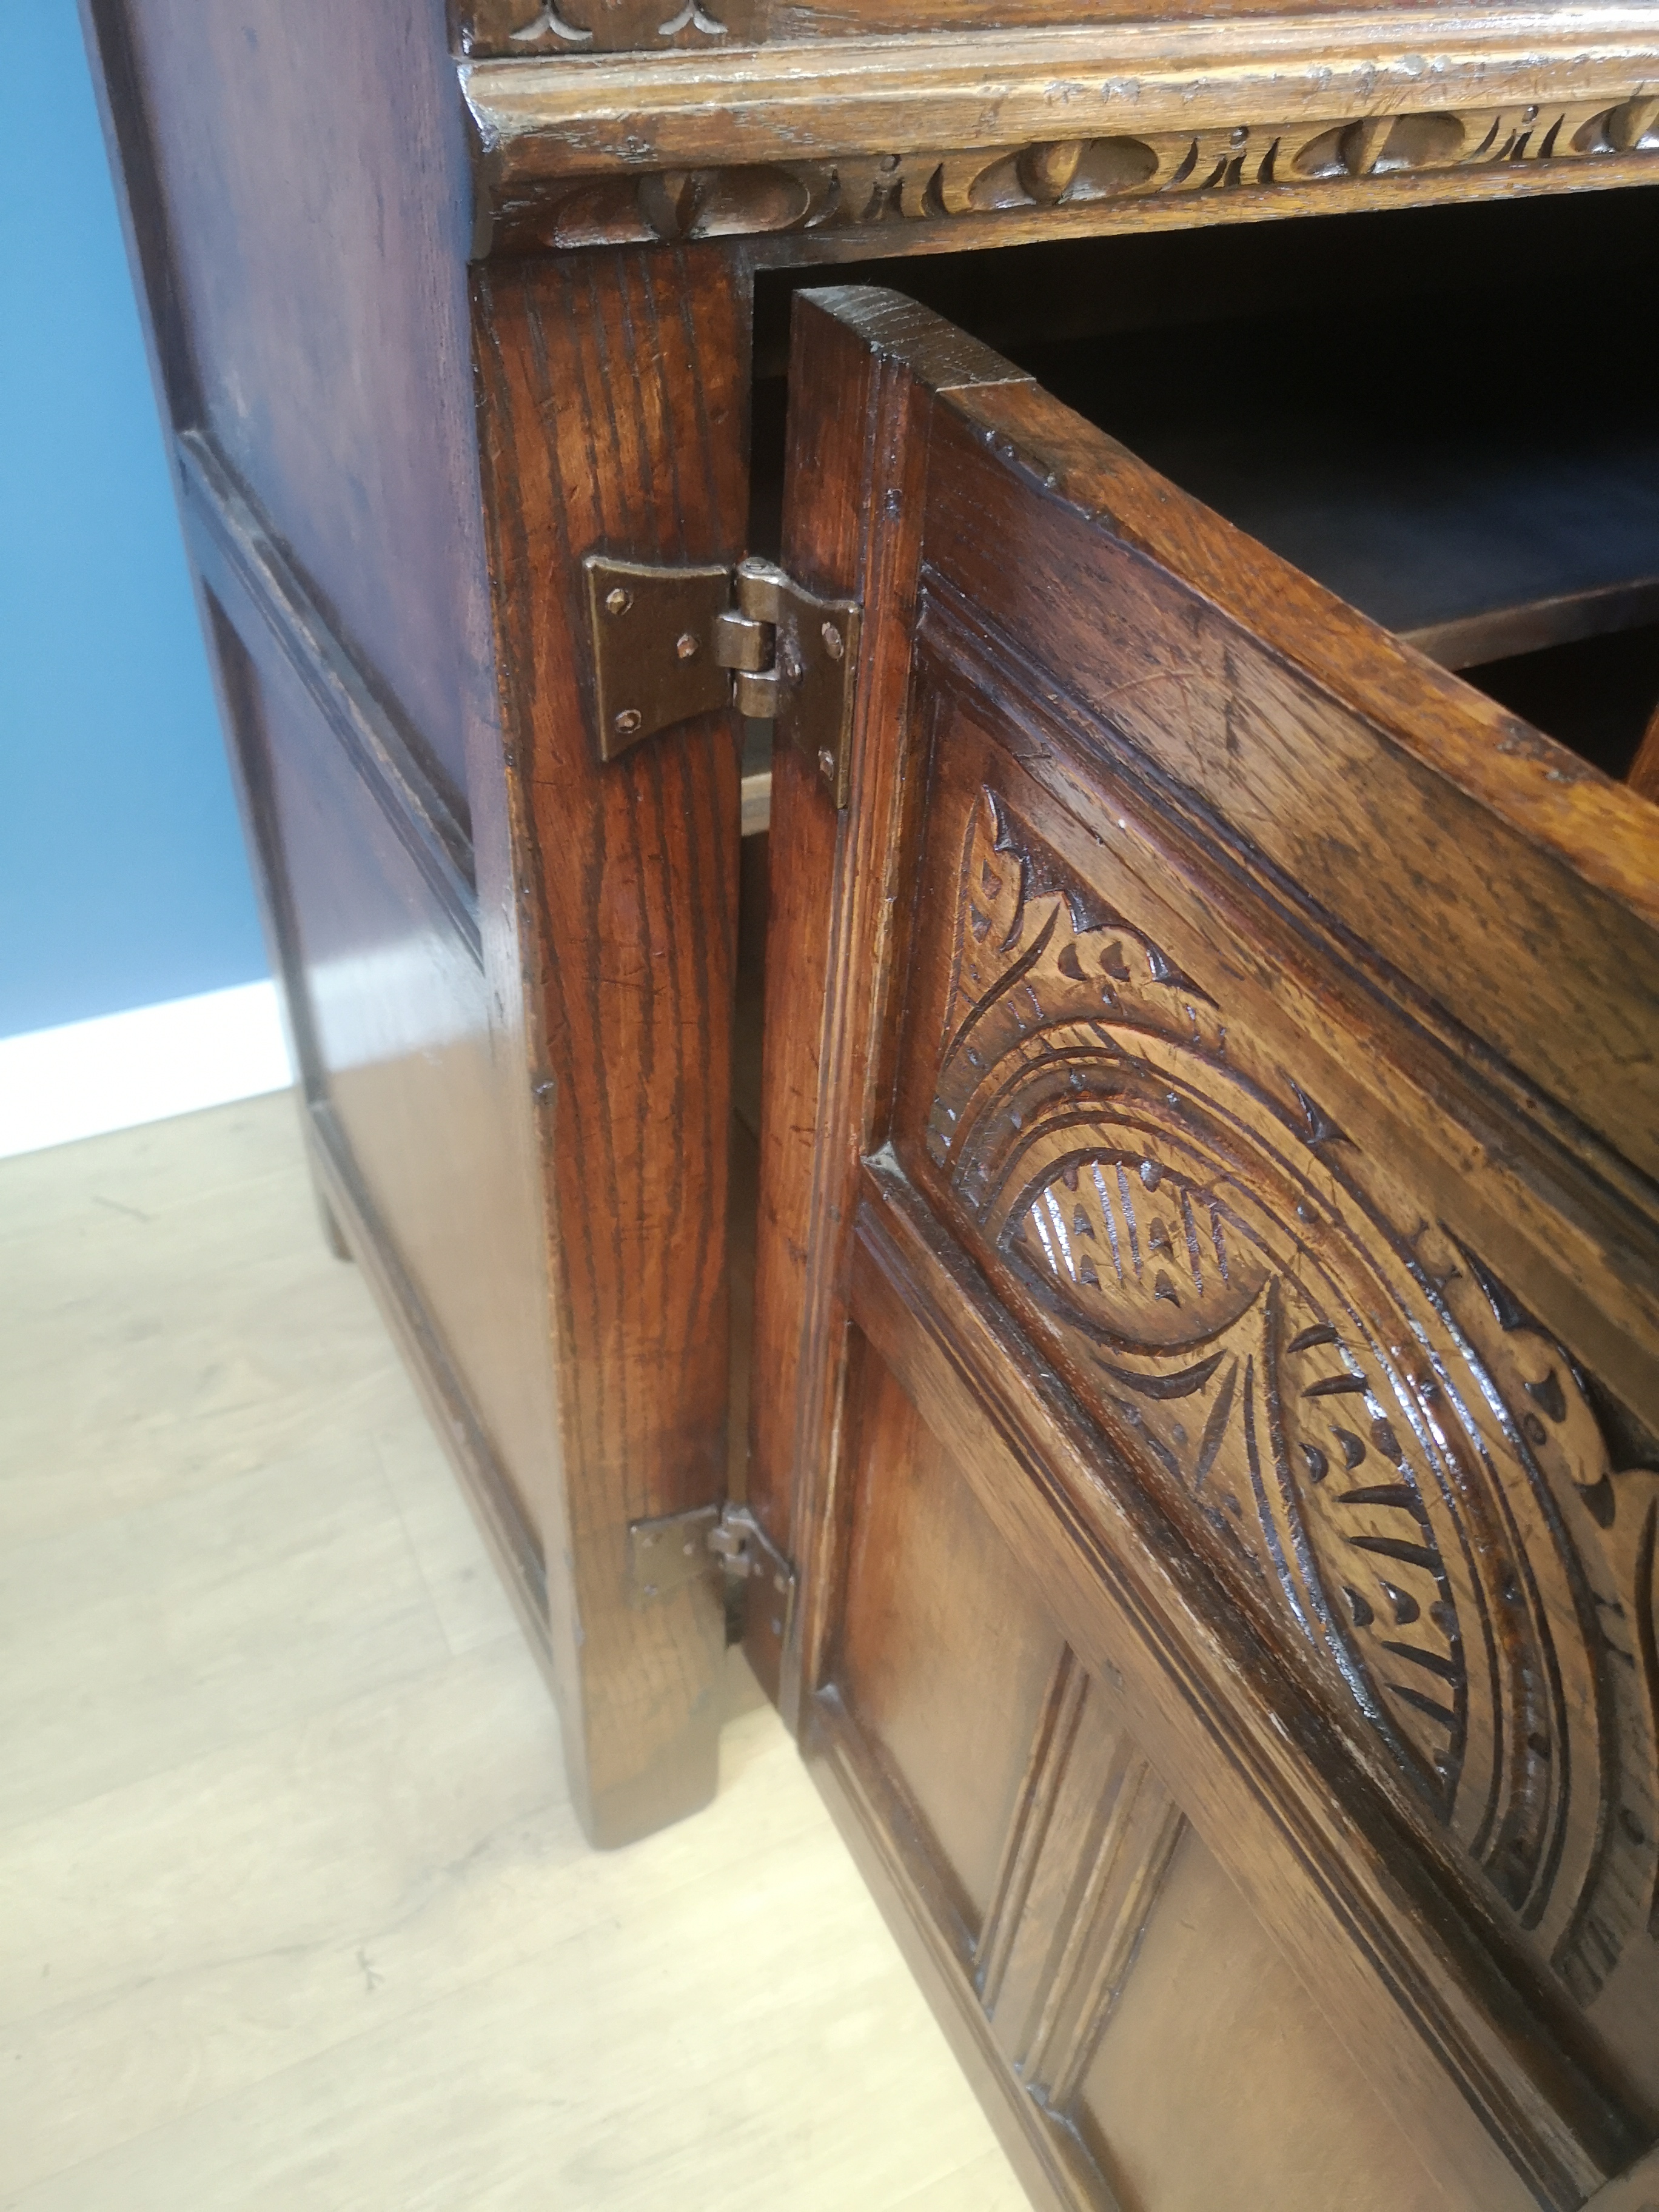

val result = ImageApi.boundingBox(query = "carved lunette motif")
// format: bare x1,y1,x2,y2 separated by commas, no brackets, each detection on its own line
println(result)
927,787,1659,2010
480,94,1659,251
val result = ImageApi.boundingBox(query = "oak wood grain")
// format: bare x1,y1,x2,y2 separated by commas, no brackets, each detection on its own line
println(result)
837,1342,1066,1934
472,247,748,1843
123,0,488,806
849,1182,1600,2211
1632,699,1659,804
758,293,1030,1733
763,281,1659,2210
470,9,1659,189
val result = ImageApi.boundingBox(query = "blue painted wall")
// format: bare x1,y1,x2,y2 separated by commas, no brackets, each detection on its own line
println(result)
0,3,267,1039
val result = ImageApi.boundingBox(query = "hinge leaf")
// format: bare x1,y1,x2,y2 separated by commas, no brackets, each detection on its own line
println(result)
626,1500,797,1704
584,553,859,804
583,554,732,759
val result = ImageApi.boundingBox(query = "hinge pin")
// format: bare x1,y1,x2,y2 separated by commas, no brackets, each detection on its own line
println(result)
712,558,860,808
584,552,857,796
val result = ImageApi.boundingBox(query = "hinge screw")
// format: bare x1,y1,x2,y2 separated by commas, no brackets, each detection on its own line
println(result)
605,587,632,615
821,622,843,659
614,708,642,738
675,632,700,661
817,748,835,782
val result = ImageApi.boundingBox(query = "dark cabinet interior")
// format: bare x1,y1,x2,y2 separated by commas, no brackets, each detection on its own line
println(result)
751,189,1659,779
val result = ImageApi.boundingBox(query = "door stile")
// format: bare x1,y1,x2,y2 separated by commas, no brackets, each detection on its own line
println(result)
758,293,1036,1731
743,301,898,1625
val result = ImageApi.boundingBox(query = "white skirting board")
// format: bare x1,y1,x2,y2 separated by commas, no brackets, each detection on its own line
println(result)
0,980,293,1159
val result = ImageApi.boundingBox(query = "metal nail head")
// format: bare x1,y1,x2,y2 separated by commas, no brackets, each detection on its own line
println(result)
614,708,642,737
605,587,632,615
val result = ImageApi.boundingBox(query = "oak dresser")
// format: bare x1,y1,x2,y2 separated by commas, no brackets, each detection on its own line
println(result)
85,2,1659,2202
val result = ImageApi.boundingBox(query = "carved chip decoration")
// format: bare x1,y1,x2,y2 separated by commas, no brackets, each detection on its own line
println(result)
461,0,759,53
927,788,1659,2006
484,95,1659,253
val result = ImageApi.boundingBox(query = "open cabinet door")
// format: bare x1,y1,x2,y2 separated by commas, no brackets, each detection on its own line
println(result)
749,289,1659,2212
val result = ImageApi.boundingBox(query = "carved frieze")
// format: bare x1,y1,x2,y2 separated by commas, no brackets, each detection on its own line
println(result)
926,788,1659,2007
483,94,1659,251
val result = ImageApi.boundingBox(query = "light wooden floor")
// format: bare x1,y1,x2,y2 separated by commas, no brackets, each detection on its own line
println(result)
0,1092,1025,2211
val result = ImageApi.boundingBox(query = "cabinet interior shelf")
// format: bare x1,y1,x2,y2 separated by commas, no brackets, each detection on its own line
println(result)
1019,323,1659,680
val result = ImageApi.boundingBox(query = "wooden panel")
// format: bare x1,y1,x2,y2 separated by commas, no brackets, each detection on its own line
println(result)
216,598,559,1580
179,434,475,939
805,1686,1094,2212
825,1304,1450,2212
471,246,746,1842
890,689,1659,2082
90,0,763,1848
117,0,486,804
836,1339,1065,1932
886,407,1659,2113
765,286,1659,2209
1076,1825,1463,2212
845,1191,1558,2210
745,290,982,1590
979,1655,1183,2110
917,388,1659,1161
905,425,1659,1460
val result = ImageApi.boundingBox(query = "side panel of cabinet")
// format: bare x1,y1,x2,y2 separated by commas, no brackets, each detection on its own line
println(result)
82,0,580,1765
104,0,489,807
84,0,751,1842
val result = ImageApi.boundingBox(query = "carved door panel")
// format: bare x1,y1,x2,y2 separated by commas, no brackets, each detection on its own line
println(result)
754,288,1659,2212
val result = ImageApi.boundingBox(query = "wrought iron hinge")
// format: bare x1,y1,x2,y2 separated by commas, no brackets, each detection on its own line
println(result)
584,554,860,806
626,1499,798,1693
